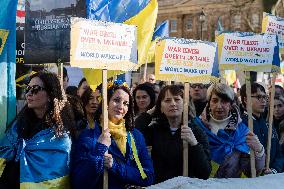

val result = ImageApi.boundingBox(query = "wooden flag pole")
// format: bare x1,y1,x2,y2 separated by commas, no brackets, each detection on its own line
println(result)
245,71,256,177
220,70,226,84
143,58,148,82
102,69,108,189
266,72,277,169
182,82,189,176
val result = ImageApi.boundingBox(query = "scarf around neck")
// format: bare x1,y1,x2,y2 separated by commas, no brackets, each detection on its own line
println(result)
196,104,249,164
107,119,127,156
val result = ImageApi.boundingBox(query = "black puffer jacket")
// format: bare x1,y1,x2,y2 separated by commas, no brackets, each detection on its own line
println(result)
138,116,211,183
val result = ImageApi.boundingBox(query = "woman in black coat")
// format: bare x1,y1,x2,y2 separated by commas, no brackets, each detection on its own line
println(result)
138,85,211,183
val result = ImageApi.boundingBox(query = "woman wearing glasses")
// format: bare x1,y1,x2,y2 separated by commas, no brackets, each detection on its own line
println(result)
0,71,74,188
192,83,265,178
71,81,154,189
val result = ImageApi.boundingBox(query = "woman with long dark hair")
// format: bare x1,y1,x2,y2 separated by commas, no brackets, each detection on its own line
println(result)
132,83,156,117
71,81,154,189
0,71,74,188
81,86,101,129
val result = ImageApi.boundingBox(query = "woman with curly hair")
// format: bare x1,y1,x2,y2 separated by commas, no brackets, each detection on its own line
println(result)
0,71,75,189
71,81,154,189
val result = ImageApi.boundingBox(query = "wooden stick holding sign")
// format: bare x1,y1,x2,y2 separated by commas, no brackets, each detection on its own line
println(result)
266,73,277,169
182,82,189,176
143,58,148,82
154,37,219,177
102,69,109,189
70,18,138,189
245,71,256,178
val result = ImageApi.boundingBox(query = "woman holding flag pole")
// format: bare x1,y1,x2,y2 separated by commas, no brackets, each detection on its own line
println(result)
71,81,154,189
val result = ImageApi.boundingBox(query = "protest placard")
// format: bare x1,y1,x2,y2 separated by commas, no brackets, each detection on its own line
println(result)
262,12,284,53
155,38,219,83
216,32,279,72
70,18,137,71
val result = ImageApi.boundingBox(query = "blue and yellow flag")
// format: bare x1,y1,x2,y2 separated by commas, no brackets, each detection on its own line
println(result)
0,122,71,188
147,20,169,63
215,17,224,37
84,0,158,90
0,0,17,138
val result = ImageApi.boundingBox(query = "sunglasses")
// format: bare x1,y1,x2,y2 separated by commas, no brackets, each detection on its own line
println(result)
25,85,46,95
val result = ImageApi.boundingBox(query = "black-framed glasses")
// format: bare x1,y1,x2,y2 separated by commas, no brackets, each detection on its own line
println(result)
25,85,46,95
190,84,207,89
251,95,267,101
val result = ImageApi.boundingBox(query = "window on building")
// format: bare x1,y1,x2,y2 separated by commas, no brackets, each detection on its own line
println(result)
233,15,241,28
251,13,259,27
186,18,193,31
170,19,177,32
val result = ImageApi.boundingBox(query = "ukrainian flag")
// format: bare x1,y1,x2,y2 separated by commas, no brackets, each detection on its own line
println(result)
84,0,158,90
0,122,71,189
147,20,169,63
214,17,224,37
281,61,284,74
0,0,17,138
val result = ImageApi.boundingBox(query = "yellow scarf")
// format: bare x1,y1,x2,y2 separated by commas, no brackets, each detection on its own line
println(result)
108,119,127,156
100,118,147,179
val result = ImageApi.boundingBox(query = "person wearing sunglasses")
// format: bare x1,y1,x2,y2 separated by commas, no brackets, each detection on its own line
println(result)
241,83,284,174
0,71,75,188
189,83,208,116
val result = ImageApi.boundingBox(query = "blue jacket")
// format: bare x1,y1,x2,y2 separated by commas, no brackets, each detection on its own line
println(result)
71,123,154,189
242,114,284,173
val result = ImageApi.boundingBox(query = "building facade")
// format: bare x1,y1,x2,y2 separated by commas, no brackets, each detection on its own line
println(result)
133,0,264,84
158,0,263,41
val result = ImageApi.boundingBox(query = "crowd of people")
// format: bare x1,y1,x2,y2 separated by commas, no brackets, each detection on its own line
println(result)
0,70,283,189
